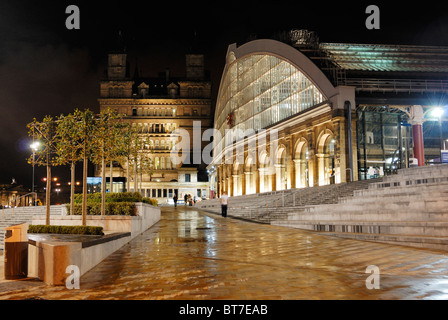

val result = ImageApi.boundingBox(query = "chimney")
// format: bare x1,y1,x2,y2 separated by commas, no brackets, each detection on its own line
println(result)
165,68,170,83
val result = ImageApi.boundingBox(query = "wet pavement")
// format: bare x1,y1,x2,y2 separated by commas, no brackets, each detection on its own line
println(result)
1,206,448,300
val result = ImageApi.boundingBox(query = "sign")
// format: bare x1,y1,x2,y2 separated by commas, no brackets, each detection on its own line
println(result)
442,151,448,163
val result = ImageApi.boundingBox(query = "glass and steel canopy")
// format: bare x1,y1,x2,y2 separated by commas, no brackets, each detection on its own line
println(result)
214,54,325,152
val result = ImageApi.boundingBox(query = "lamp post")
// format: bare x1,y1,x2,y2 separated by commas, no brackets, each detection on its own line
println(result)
30,141,40,205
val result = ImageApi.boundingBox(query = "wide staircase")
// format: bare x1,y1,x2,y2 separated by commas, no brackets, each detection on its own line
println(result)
0,205,66,251
271,164,448,251
195,178,382,223
196,164,448,251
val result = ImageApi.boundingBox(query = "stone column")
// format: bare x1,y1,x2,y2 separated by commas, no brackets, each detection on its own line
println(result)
287,157,294,190
316,154,326,186
258,168,265,193
411,105,425,166
269,168,276,192
244,172,252,195
275,164,283,191
293,159,301,188
233,175,238,197
254,167,260,194
241,173,246,196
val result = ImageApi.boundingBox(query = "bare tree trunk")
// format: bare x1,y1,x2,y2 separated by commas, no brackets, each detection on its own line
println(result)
70,161,75,215
46,165,51,225
110,160,113,193
82,154,87,226
101,156,106,215
140,169,142,196
126,157,130,192
134,158,138,194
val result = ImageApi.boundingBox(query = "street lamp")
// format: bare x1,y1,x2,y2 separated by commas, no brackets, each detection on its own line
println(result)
30,141,40,205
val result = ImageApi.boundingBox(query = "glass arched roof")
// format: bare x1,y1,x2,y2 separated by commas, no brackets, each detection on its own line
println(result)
214,54,325,153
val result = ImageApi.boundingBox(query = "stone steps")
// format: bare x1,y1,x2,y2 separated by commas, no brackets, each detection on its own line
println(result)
313,231,448,251
269,165,448,250
0,205,66,250
198,165,448,250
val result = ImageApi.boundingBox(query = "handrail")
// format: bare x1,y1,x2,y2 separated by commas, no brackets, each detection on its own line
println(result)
343,78,448,93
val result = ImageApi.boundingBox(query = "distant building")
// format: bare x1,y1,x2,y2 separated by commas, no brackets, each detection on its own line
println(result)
97,49,213,203
0,184,38,207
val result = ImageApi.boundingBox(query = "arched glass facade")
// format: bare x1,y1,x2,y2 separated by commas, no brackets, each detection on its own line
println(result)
214,54,325,151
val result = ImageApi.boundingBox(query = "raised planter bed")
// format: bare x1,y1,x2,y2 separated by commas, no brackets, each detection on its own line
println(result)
28,231,132,285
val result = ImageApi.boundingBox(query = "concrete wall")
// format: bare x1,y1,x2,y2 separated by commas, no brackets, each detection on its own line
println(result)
31,203,160,239
28,233,132,285
28,203,161,285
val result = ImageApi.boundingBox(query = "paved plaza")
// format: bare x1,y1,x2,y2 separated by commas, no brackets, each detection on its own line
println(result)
1,206,448,300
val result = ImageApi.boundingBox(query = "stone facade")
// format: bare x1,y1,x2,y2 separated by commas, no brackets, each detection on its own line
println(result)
97,52,213,203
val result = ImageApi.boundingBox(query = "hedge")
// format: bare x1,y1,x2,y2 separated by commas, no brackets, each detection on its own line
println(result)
73,192,158,206
142,198,158,206
28,225,104,235
66,202,137,216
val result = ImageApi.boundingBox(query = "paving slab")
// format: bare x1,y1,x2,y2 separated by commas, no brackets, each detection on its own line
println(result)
0,206,447,300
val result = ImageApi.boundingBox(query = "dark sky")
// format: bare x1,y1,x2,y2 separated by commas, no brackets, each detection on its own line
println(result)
1,0,448,187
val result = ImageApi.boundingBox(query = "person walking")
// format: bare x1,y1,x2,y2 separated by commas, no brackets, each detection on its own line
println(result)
173,193,178,208
184,194,188,206
220,191,229,218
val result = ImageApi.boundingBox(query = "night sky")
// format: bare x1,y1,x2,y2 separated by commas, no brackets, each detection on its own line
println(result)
1,0,448,188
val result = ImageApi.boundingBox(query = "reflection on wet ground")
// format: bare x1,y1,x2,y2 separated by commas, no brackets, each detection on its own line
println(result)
1,206,448,300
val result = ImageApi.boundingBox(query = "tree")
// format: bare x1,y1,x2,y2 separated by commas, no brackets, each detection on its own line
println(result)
77,109,96,225
138,149,154,191
27,115,59,225
55,112,83,216
117,123,142,193
91,108,123,216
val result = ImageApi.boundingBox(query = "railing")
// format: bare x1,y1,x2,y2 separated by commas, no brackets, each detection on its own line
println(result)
343,78,448,93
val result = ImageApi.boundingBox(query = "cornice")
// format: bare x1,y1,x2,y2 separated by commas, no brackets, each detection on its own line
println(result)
98,98,211,106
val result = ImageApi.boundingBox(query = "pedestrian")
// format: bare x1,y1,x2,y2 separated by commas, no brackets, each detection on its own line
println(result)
184,194,188,206
173,193,178,208
220,191,229,218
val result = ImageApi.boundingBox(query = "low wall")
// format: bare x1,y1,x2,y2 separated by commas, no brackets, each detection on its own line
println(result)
28,232,131,285
31,203,161,240
27,203,161,285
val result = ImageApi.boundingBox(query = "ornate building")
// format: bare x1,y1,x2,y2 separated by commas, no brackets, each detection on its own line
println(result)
209,31,448,197
98,50,213,203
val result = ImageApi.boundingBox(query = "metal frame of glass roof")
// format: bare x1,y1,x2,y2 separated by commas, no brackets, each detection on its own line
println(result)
319,43,448,73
